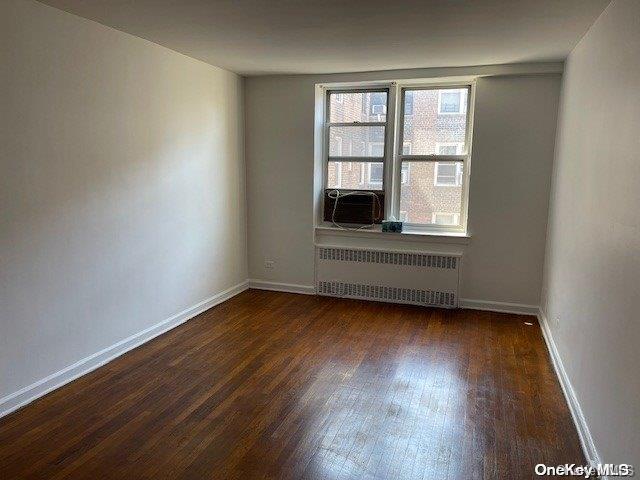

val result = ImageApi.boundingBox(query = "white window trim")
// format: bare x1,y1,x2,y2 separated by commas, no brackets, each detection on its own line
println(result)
437,89,467,115
319,79,475,235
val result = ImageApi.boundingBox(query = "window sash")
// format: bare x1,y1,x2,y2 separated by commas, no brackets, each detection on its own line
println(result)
325,87,391,191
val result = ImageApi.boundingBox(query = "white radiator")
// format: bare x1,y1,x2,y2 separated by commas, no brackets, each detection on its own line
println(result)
315,246,461,308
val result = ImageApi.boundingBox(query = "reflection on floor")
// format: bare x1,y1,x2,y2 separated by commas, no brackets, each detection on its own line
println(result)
0,290,584,479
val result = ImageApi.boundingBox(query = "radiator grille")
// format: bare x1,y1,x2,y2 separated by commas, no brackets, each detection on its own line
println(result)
317,281,456,308
317,247,457,269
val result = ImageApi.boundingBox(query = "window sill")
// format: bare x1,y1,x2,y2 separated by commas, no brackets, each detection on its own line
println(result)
314,225,471,245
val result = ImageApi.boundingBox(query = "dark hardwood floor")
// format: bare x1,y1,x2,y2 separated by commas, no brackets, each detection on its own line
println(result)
0,289,584,479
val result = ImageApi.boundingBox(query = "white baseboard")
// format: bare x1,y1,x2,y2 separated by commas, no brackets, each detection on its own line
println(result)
459,298,538,315
248,279,316,295
537,308,602,472
0,280,249,419
245,286,539,315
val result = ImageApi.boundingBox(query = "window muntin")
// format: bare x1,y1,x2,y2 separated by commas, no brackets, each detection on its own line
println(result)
323,83,473,232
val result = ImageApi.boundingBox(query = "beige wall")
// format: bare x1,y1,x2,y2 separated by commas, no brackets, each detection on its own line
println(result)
0,0,246,400
246,68,561,306
541,0,640,465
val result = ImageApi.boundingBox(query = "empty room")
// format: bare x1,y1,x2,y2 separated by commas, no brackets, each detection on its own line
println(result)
1,0,638,478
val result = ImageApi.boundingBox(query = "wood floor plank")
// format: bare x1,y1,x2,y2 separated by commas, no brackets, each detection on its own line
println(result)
0,290,585,479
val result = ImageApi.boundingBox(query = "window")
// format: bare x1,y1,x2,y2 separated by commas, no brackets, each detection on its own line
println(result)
368,142,384,157
368,163,383,185
323,83,473,232
435,142,463,155
326,90,388,191
331,162,343,188
369,92,387,117
434,162,463,186
432,212,460,225
438,89,467,115
401,163,410,184
404,91,414,115
434,143,463,186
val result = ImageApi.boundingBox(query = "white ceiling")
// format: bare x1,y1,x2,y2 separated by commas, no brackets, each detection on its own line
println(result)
38,0,610,76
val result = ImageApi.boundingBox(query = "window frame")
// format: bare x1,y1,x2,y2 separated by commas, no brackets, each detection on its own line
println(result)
321,81,475,234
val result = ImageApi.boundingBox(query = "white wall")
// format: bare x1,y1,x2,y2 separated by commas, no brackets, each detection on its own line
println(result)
541,0,640,466
0,0,247,402
246,67,561,306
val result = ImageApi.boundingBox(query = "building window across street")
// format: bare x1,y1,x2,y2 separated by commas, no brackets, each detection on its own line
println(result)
438,89,467,115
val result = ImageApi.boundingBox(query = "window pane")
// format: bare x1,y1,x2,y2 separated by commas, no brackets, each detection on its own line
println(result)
404,91,414,115
329,126,385,157
402,88,468,155
327,161,383,190
400,161,463,225
329,91,388,123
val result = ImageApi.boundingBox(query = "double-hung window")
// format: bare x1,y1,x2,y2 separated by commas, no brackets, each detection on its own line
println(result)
323,82,474,233
326,89,389,192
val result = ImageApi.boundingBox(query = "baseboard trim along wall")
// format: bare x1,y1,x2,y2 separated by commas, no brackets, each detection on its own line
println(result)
537,308,603,471
248,279,316,295
459,298,539,316
0,281,249,419
2,277,599,474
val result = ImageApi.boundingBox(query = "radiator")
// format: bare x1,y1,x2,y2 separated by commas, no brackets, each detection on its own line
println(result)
315,246,461,308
